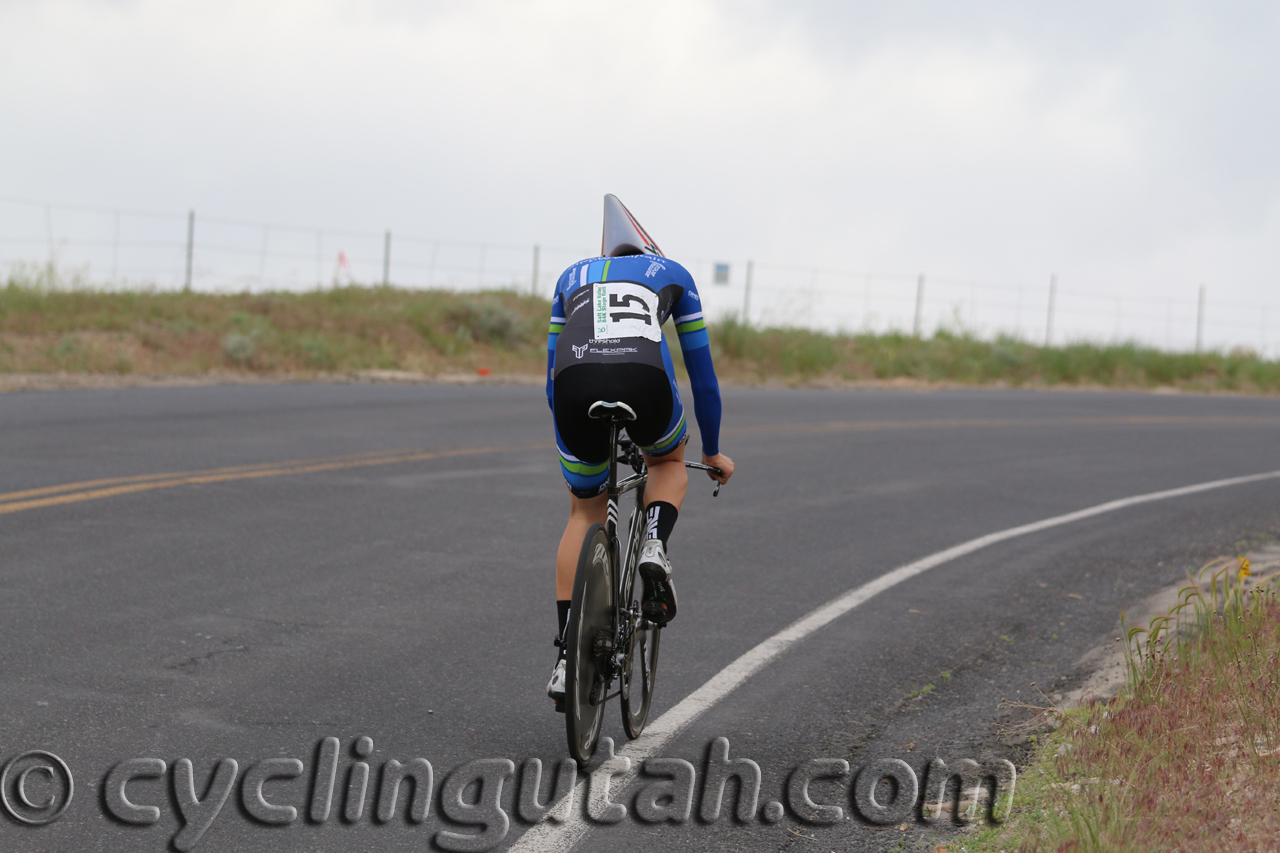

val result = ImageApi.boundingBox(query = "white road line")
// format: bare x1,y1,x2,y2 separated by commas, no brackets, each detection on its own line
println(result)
510,468,1280,852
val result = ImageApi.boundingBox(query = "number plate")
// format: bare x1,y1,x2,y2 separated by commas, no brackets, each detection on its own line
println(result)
593,283,661,342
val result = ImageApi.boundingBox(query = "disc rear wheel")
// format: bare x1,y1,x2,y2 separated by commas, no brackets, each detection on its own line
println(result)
565,524,614,766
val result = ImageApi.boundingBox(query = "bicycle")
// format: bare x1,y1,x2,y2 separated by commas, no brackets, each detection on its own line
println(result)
561,400,722,767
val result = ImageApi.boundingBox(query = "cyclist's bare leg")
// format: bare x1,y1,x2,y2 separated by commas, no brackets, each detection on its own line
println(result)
635,439,686,625
642,438,688,511
556,492,607,599
555,439,685,604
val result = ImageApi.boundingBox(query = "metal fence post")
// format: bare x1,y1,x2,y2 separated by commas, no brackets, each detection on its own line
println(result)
44,203,53,265
743,260,754,326
532,244,540,296
913,274,925,337
1046,274,1057,346
184,210,194,292
258,226,269,286
112,210,120,281
382,230,391,286
1196,285,1206,353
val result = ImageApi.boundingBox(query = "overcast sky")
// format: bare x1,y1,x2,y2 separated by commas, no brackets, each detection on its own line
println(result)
1,0,1277,335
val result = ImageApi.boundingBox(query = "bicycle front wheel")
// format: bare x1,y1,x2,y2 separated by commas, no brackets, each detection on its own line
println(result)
565,523,614,766
619,493,660,738
620,615,660,738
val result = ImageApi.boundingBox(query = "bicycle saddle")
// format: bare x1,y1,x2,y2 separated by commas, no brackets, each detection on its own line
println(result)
587,400,637,421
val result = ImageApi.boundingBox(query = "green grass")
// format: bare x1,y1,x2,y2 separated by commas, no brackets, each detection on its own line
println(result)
709,315,1280,392
959,559,1280,852
0,272,551,376
4,270,1280,392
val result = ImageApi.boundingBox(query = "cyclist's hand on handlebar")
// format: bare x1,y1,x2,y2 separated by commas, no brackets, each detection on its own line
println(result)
701,452,734,485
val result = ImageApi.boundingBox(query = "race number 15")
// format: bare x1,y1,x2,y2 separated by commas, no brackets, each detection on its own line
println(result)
593,283,661,342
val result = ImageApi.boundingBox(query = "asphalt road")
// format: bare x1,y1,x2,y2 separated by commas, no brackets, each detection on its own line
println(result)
2,383,1278,852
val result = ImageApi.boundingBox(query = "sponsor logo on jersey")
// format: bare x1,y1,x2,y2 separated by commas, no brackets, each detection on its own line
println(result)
645,260,666,278
567,287,592,312
572,343,587,359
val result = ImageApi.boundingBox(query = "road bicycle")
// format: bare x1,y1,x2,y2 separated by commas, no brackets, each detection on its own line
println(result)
562,400,722,767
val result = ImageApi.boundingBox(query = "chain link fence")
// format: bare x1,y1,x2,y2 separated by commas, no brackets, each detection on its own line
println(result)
695,262,1272,358
3,195,1275,358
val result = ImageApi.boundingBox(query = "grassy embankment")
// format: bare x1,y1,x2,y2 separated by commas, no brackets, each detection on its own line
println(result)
3,274,1280,391
958,559,1280,852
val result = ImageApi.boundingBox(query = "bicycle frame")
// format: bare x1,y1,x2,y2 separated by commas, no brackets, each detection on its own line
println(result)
597,420,720,701
596,419,644,700
564,408,723,761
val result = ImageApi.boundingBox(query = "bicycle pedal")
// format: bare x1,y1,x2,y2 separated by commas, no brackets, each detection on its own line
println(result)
552,635,562,648
643,601,671,625
553,696,565,714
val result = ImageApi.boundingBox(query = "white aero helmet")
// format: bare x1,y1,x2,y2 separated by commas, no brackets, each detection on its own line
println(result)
601,194,664,258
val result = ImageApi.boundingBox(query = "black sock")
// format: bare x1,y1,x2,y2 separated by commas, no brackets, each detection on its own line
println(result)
644,501,679,551
556,600,570,658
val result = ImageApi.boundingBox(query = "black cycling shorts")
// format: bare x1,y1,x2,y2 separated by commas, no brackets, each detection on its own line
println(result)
552,362,686,497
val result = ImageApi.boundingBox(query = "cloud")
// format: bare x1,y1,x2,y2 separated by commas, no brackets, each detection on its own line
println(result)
0,0,1276,344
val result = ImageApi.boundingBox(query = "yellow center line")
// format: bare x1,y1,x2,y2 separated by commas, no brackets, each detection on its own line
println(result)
3,414,1277,518
0,441,551,516
0,448,436,503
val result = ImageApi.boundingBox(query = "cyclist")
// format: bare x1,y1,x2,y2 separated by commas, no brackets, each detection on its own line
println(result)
546,194,734,706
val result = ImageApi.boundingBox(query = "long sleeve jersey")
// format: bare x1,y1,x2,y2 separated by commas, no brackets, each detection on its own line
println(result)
545,255,722,455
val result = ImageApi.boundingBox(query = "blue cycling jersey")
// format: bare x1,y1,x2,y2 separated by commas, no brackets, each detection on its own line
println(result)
546,254,722,456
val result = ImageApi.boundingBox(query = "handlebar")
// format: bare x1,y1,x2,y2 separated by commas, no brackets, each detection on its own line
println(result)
684,461,724,497
616,436,724,496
